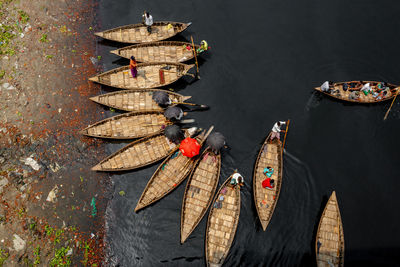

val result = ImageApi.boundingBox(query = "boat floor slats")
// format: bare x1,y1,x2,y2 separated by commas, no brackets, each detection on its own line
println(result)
316,192,344,267
253,135,283,230
206,177,240,266
91,89,185,112
181,150,221,242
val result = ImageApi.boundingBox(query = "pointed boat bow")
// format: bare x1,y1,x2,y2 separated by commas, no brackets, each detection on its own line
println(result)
89,76,99,82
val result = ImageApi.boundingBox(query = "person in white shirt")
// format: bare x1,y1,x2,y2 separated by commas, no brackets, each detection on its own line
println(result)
142,11,153,34
230,172,244,187
321,81,330,92
270,121,286,142
361,82,371,95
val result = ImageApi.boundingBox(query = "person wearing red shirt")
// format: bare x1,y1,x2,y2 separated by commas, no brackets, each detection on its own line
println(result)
262,178,275,189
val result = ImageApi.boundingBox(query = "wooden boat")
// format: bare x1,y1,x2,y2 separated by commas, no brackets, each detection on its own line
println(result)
205,173,241,267
89,62,195,90
81,110,183,139
110,41,200,63
94,21,191,44
253,133,283,231
134,127,214,212
314,81,399,103
92,127,197,172
316,191,344,267
180,147,221,243
90,89,191,112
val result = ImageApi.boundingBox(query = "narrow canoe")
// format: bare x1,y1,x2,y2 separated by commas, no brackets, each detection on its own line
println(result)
134,127,213,212
110,41,200,63
180,148,221,243
95,21,191,44
253,133,283,231
205,174,241,267
92,127,197,172
81,110,179,139
90,88,191,112
89,62,195,90
314,81,399,103
316,191,344,267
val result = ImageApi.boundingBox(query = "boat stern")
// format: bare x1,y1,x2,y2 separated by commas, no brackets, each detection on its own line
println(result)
110,49,119,56
314,86,322,92
186,127,198,137
94,32,104,38
89,76,99,82
182,95,192,102
184,64,196,74
89,95,100,104
91,164,103,171
134,203,144,213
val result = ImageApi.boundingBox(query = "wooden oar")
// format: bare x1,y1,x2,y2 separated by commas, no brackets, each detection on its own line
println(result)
383,89,399,120
172,102,209,109
191,36,200,79
282,119,290,149
140,119,195,127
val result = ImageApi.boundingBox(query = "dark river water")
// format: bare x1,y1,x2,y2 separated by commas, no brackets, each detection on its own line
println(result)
95,0,400,266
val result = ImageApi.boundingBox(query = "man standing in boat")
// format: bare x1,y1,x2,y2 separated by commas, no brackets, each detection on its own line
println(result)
270,121,286,143
142,11,153,34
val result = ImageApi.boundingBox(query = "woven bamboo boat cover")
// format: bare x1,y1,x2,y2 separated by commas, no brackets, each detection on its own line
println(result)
316,191,344,267
134,149,196,211
92,63,189,90
206,176,240,267
82,111,168,139
113,41,198,63
92,131,188,171
90,89,188,112
97,22,188,43
253,134,282,230
181,148,221,243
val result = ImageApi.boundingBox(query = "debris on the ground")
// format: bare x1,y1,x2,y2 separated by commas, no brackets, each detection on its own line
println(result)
46,185,59,203
23,156,41,171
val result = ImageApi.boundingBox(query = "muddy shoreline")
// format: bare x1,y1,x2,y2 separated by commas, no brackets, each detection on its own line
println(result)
0,0,109,265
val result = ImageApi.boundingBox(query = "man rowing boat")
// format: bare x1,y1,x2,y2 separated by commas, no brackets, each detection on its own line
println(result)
270,121,286,143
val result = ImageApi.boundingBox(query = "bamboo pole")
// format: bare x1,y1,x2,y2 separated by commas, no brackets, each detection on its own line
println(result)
190,36,200,79
172,102,208,108
282,119,290,148
383,89,399,120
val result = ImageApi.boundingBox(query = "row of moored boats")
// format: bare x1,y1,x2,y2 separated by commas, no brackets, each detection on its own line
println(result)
86,19,345,267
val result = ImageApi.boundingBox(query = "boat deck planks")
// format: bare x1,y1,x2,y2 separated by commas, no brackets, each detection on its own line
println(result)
81,111,170,139
89,62,194,90
180,148,221,243
134,132,209,212
253,133,283,231
95,21,191,43
90,89,191,112
111,41,200,63
92,129,193,172
206,174,241,267
316,191,344,267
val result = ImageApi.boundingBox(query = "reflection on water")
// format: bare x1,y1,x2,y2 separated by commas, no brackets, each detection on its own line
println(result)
97,0,400,266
